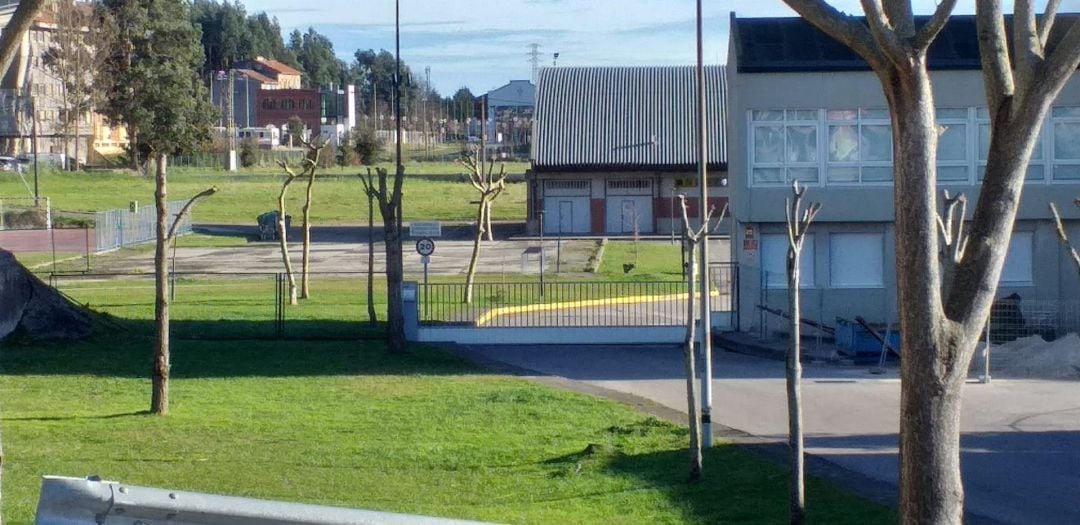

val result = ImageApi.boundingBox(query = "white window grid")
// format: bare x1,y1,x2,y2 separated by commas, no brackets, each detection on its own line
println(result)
749,109,820,186
749,106,1080,187
1051,106,1080,182
824,108,893,185
935,108,972,183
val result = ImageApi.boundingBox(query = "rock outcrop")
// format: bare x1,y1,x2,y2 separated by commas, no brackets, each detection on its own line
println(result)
0,248,93,341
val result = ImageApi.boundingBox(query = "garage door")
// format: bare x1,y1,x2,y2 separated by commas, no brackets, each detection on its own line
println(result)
543,180,591,234
606,180,654,234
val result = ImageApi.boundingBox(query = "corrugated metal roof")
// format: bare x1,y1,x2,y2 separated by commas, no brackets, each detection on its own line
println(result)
532,66,727,171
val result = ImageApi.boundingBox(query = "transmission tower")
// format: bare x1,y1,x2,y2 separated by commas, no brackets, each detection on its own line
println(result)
528,43,541,83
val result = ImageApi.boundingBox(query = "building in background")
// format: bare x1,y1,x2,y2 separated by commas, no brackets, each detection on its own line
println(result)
726,14,1080,334
480,79,534,159
528,66,728,236
209,68,276,130
234,56,301,90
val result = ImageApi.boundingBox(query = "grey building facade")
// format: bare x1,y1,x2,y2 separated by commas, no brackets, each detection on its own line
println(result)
727,14,1080,334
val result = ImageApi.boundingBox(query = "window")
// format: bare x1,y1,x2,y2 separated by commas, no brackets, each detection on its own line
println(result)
826,108,893,183
829,233,884,288
761,234,815,288
751,109,819,185
1051,106,1080,181
281,99,295,110
936,108,970,182
1001,231,1033,284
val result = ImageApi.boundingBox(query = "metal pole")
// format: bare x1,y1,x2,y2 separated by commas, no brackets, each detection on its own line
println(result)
31,95,39,207
695,0,715,448
423,259,430,320
539,210,545,298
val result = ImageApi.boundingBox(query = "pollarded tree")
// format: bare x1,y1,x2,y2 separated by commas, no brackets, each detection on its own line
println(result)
97,0,216,415
460,146,507,304
780,1,1080,522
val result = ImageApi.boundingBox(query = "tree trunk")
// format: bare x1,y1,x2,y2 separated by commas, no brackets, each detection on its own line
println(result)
151,153,169,415
786,248,805,524
384,196,405,352
367,174,377,325
464,197,486,303
484,200,494,241
684,242,702,481
277,179,298,305
1,426,5,525
886,65,964,524
301,168,315,299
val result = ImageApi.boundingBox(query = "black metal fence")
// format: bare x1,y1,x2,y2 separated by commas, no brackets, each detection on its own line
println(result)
48,271,382,341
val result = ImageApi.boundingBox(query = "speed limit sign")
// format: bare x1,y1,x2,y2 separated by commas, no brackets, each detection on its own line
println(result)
416,238,436,256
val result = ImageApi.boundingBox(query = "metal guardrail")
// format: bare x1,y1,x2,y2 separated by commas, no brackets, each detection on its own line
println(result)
35,475,496,525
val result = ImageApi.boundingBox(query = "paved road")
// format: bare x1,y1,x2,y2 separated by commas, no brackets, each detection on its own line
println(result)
459,344,1080,525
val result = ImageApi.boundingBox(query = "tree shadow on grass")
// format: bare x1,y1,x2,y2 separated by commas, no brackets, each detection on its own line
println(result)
2,410,150,422
0,319,482,379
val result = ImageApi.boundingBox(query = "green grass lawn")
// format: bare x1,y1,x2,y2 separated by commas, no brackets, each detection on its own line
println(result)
0,331,893,524
599,240,686,281
0,168,526,225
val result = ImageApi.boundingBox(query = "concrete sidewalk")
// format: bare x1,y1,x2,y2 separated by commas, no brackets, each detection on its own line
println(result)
456,344,1080,525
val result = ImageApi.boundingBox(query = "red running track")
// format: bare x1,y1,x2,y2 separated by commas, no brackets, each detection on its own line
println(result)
0,228,95,253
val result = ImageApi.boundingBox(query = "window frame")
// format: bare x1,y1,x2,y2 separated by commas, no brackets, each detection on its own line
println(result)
824,108,894,186
1050,106,1080,183
749,109,821,187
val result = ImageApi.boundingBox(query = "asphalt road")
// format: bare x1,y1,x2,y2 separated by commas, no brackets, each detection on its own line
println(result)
458,344,1080,525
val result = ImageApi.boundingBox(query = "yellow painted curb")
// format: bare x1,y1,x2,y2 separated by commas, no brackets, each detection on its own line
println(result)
476,290,722,327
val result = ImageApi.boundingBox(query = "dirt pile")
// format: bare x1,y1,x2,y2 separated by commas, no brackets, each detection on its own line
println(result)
978,333,1080,379
0,248,93,341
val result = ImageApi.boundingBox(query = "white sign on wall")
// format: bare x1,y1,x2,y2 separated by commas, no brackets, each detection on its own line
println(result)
409,221,442,238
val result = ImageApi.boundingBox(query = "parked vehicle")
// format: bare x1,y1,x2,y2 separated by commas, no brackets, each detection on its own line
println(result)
0,156,21,172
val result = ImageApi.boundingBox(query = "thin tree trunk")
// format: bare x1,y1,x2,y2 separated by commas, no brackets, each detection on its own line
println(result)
888,67,964,524
684,242,702,481
786,251,805,524
1,426,5,525
464,197,486,303
384,190,405,352
151,153,169,415
301,166,315,299
367,172,377,325
277,178,298,305
484,200,494,241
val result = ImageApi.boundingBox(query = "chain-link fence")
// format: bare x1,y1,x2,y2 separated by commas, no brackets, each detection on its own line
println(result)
171,150,306,169
94,201,192,253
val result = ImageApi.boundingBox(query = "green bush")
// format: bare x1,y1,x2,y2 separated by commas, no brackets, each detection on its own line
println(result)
239,138,258,168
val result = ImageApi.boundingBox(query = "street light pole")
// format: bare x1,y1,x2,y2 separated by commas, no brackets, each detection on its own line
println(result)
695,0,714,449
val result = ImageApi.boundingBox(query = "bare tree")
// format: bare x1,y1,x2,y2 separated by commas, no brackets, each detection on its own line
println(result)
460,147,507,303
1050,199,1080,275
42,0,97,171
151,179,216,415
364,169,378,325
780,1,1080,521
359,166,406,352
676,195,725,481
299,137,327,299
784,182,820,524
276,159,307,305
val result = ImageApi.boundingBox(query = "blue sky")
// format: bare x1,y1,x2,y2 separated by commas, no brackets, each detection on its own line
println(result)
242,0,982,96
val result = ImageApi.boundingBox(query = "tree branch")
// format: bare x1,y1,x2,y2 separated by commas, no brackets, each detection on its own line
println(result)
1038,0,1061,48
976,0,1016,119
1050,201,1080,274
860,0,909,62
781,0,889,70
913,0,958,50
166,186,217,241
1036,20,1080,101
0,0,47,89
1013,0,1043,88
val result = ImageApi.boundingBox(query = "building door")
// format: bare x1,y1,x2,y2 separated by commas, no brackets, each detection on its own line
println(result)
543,180,591,234
606,179,654,234
558,200,574,234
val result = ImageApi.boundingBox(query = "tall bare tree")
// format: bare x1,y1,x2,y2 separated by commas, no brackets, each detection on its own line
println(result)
276,159,306,305
42,0,97,171
677,195,725,481
299,137,327,299
364,169,378,325
783,182,820,524
359,166,406,352
460,147,507,303
780,1,1080,521
1050,199,1080,274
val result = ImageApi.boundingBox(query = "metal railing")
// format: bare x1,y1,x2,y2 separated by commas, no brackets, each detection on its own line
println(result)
94,200,191,253
36,475,491,525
